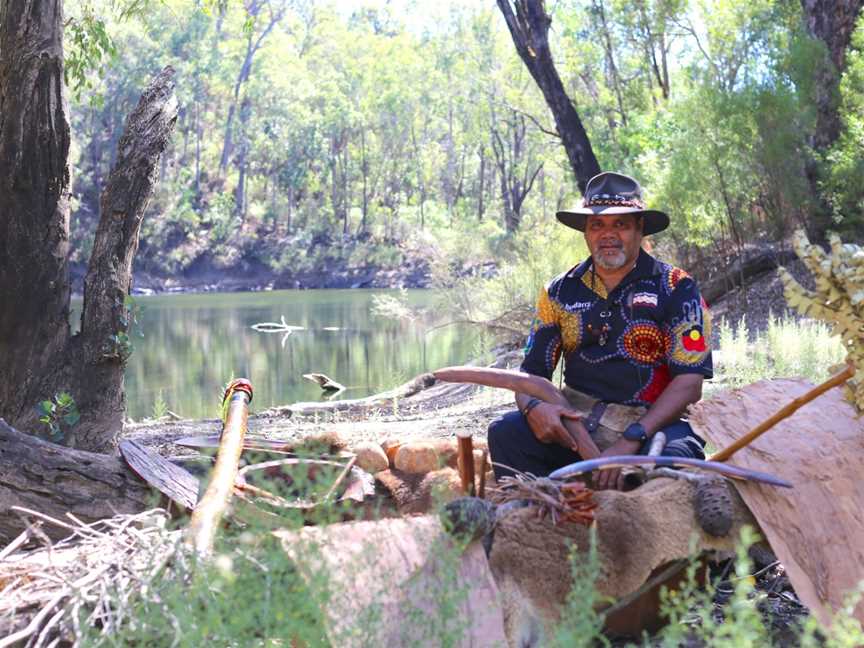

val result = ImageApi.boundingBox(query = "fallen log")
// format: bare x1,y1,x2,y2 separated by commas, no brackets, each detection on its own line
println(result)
0,420,150,543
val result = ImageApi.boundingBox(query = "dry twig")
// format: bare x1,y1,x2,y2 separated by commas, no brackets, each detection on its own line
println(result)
0,509,181,647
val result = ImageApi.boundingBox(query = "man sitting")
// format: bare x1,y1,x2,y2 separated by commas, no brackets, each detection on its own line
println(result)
488,172,712,490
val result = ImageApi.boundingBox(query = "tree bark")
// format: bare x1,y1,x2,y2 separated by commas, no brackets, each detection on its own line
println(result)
0,0,72,441
800,0,864,239
70,67,179,451
0,0,179,454
0,420,150,543
801,0,864,149
496,0,601,193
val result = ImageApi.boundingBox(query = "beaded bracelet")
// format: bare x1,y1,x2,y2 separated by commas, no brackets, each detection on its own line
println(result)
521,398,542,418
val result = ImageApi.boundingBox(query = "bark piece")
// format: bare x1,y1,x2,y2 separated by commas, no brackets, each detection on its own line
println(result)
689,378,864,626
0,420,150,543
119,440,200,510
276,516,507,647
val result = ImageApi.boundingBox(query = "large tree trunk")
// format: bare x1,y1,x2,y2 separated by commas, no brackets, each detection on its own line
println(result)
496,0,602,193
72,67,179,450
800,0,864,239
801,0,863,149
0,0,179,453
0,420,150,543
0,0,73,444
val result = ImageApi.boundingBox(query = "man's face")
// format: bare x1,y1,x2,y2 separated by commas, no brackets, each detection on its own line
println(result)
584,214,643,270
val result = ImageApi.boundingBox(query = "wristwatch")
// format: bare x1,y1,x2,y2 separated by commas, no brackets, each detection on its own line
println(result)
623,422,648,444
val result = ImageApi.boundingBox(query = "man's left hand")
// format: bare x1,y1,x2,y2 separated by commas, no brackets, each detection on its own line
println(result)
592,438,642,490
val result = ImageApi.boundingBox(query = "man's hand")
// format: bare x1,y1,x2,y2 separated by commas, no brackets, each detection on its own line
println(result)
526,403,593,455
593,437,641,490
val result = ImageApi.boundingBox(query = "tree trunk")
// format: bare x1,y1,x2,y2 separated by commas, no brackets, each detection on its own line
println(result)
0,0,72,443
496,0,602,193
800,0,864,239
0,0,179,453
0,419,150,543
218,0,283,176
801,0,863,149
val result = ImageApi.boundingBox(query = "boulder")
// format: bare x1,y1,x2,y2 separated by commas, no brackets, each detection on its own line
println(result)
353,442,389,474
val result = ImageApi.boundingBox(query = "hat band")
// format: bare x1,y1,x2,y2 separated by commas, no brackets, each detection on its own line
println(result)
584,194,644,209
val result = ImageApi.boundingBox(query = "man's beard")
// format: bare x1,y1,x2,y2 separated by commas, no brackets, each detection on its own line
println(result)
593,247,627,269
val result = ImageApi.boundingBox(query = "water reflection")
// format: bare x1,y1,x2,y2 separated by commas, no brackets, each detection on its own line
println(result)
71,290,484,420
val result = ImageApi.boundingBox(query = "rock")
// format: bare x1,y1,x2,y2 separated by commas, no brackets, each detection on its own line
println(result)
431,438,458,468
394,442,439,474
353,442,389,474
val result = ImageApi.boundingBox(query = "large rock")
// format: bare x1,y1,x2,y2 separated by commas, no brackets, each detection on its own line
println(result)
353,442,389,474
394,442,439,474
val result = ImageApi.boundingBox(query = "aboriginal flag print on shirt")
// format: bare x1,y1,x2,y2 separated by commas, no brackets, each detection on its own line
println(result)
521,249,713,406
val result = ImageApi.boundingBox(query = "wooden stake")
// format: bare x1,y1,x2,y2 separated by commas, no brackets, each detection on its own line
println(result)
457,430,476,496
187,379,253,556
709,364,855,463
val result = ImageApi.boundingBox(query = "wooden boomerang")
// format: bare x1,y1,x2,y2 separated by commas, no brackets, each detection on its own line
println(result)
548,455,792,488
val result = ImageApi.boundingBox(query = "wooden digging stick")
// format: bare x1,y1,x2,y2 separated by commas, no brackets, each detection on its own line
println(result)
187,379,253,556
456,429,476,496
709,363,855,463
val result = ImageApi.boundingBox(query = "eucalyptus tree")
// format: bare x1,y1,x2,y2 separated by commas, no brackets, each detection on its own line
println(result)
496,0,602,192
0,0,178,452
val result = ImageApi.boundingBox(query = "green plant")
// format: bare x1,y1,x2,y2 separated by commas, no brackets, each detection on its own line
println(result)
713,314,846,392
657,527,771,647
36,392,81,443
551,525,609,648
151,390,168,419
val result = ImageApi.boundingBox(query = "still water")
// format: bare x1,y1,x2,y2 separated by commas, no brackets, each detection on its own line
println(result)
72,290,485,420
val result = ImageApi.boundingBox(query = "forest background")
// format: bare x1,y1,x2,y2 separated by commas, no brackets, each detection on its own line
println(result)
65,0,864,298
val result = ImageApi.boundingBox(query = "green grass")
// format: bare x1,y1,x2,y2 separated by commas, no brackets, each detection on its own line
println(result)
713,314,847,391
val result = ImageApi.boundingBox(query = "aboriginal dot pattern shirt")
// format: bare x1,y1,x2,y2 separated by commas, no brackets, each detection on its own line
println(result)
521,249,713,406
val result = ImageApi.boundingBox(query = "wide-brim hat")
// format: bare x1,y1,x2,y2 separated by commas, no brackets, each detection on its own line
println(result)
556,171,669,235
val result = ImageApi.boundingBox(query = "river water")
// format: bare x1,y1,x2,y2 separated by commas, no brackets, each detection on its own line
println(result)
72,290,486,420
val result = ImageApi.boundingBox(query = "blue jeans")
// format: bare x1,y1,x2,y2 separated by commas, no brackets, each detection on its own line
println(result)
487,410,705,480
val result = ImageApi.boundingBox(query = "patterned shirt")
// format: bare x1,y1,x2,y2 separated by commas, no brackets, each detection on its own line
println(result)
521,249,713,406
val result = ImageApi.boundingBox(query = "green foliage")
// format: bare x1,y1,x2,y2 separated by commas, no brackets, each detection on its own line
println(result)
63,0,862,286
714,314,846,389
36,392,81,443
551,526,609,648
440,216,588,345
822,13,864,236
657,526,864,647
151,389,168,419
658,526,772,647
